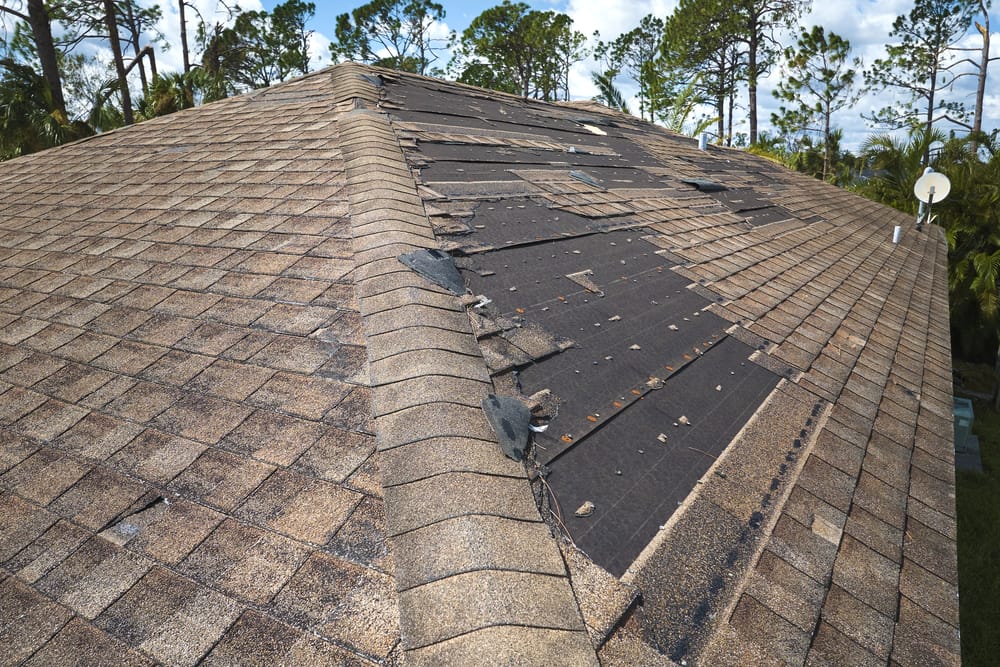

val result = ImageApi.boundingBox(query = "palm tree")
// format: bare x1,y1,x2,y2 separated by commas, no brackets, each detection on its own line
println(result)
0,59,90,159
591,70,630,114
658,73,717,138
937,133,1000,364
854,127,946,213
138,72,196,118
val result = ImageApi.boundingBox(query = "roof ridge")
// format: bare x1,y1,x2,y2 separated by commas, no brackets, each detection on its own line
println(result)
337,86,598,664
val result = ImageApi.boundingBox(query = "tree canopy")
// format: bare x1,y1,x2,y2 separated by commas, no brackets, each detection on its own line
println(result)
864,0,978,140
201,0,315,94
771,25,860,179
330,0,447,74
451,0,587,101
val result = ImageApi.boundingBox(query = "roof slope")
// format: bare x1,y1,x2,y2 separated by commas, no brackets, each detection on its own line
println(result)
0,64,958,667
0,71,400,665
377,70,958,665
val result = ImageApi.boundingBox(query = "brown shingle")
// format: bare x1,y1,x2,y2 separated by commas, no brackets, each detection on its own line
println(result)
0,493,57,562
37,536,152,619
154,393,253,444
109,429,206,485
185,359,275,401
47,467,149,531
21,617,153,667
236,469,361,544
116,499,224,565
1,447,91,504
246,371,352,420
0,576,74,664
177,519,309,605
202,610,371,666
95,566,242,666
55,411,144,460
169,447,274,511
270,551,399,659
729,593,810,664
105,380,181,422
220,409,324,465
12,398,90,442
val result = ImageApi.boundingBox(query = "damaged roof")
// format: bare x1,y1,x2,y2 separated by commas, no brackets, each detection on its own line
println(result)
0,63,958,667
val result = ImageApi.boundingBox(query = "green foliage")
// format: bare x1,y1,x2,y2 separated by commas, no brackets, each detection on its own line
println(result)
855,128,1000,359
658,73,717,137
596,15,664,121
138,72,198,119
0,58,91,159
938,133,1000,358
956,397,1000,664
854,128,945,212
864,0,978,135
661,0,743,144
201,0,315,94
590,69,630,114
452,1,587,101
771,26,860,179
330,0,448,75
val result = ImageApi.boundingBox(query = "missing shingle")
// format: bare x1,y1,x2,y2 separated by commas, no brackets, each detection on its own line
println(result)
359,73,385,87
571,116,615,128
398,248,466,294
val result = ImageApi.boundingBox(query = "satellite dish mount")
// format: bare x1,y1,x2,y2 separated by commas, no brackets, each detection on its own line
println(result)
913,168,951,231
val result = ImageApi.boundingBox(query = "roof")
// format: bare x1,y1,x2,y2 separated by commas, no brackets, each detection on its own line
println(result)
0,63,958,667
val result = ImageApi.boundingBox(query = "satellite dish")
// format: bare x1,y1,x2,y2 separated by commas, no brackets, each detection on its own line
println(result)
914,171,951,203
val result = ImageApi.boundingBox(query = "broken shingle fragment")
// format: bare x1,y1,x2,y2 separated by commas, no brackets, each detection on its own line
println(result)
482,394,532,462
397,249,466,295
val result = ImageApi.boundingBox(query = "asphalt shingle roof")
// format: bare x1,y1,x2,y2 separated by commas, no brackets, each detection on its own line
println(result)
0,64,958,667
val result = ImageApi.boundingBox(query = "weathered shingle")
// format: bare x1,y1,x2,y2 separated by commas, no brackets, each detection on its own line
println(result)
0,63,958,666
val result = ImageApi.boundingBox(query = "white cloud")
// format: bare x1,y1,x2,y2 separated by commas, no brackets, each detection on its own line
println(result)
563,0,678,42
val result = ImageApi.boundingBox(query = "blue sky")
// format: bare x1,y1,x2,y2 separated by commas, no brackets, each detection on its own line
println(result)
169,1,1000,150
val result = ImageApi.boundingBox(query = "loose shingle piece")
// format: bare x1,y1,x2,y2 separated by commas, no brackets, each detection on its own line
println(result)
0,64,956,667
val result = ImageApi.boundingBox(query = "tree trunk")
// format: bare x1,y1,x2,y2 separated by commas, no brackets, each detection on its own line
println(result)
923,61,936,165
25,0,66,117
727,90,734,146
747,31,758,145
104,0,134,125
145,46,157,81
973,6,990,144
179,0,191,73
123,1,148,98
716,93,724,144
822,102,831,181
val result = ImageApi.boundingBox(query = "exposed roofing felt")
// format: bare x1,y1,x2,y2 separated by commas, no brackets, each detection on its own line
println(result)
0,63,958,667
